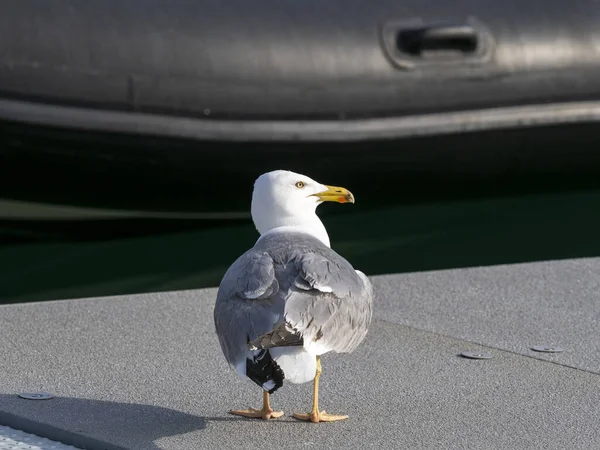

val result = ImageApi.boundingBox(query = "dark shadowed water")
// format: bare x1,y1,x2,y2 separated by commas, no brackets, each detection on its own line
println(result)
1,186,600,304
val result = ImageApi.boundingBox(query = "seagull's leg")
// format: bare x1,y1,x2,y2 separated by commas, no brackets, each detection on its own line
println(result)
230,391,284,420
292,356,349,423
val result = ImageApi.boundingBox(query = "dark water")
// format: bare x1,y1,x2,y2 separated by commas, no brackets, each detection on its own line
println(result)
1,187,600,304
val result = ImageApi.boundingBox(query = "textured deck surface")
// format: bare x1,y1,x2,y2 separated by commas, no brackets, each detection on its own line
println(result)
1,258,599,449
0,425,81,450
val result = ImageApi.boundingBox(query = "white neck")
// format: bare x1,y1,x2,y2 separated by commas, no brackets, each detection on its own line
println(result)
257,218,331,248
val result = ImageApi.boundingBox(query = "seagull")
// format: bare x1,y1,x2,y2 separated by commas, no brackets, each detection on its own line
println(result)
213,170,373,423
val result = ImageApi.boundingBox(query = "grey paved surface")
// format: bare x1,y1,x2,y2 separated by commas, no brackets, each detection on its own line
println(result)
1,258,600,449
375,258,600,373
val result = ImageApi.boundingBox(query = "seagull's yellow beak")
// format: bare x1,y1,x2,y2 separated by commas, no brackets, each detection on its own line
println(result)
312,185,355,204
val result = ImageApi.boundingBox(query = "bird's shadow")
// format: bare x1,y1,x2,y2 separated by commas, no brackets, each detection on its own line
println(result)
0,394,249,450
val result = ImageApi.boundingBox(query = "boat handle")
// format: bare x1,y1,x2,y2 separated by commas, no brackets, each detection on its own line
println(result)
397,24,479,56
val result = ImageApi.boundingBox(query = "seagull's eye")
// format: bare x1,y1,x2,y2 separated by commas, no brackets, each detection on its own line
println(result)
295,181,305,189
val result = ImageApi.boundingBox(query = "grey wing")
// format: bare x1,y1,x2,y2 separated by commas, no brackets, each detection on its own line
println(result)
283,250,373,354
213,250,284,372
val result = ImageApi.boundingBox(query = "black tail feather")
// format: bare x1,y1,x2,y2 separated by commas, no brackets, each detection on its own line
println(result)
246,350,285,394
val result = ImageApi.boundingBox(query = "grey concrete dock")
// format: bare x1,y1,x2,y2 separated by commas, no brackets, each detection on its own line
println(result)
1,258,599,449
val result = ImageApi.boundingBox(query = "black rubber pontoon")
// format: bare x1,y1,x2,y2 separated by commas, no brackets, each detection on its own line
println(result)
2,0,600,139
2,0,600,216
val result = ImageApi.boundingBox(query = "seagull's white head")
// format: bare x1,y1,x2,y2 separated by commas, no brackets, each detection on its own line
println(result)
251,170,355,247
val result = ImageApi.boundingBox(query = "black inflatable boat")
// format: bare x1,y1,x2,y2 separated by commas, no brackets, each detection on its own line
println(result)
2,0,600,216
